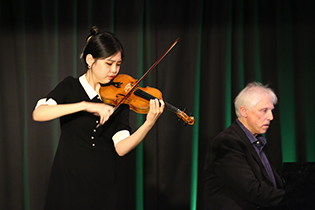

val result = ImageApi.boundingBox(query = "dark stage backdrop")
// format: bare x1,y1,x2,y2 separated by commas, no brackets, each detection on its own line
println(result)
1,0,314,209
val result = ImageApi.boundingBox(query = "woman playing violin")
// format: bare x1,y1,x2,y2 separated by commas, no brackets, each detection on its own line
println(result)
32,26,164,210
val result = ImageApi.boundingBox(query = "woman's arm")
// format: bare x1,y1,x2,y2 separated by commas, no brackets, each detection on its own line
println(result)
32,101,114,125
115,99,164,156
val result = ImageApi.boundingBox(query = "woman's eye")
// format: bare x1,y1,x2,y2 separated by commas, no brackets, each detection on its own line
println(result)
106,62,113,66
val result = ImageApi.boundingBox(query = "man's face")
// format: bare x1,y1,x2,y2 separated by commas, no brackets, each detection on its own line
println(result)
245,93,274,136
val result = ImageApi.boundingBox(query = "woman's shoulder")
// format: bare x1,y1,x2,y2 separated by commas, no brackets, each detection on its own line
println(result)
49,76,80,95
56,76,80,88
61,76,79,83
47,76,84,103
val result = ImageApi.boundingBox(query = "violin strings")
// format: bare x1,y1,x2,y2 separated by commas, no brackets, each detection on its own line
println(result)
134,89,179,113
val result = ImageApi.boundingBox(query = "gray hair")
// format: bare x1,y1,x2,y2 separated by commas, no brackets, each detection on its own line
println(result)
234,82,277,118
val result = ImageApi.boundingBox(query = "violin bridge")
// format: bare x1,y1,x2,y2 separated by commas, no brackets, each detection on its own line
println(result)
124,83,133,93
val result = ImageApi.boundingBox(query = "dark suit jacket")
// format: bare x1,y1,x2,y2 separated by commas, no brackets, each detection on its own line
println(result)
204,121,285,210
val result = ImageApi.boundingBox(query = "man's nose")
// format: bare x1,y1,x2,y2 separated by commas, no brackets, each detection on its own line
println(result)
268,110,274,121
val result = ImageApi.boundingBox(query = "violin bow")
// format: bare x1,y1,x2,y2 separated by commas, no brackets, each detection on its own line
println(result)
113,38,179,111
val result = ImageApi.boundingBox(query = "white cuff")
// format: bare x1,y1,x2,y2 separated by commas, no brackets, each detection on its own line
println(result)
35,98,57,109
112,130,130,147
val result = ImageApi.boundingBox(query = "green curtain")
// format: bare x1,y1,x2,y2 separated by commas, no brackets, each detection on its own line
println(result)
1,0,314,210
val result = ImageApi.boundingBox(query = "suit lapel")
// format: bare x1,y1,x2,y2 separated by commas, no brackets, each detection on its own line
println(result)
230,121,276,186
231,121,263,164
263,146,284,189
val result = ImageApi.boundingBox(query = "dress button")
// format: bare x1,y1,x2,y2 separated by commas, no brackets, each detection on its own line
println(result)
96,120,99,124
92,143,95,147
91,136,94,140
93,129,96,132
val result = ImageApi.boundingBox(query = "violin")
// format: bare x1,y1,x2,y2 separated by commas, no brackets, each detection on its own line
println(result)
99,74,195,125
99,38,194,125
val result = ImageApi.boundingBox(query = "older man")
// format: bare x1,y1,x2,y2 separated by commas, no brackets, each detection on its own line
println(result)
204,82,285,210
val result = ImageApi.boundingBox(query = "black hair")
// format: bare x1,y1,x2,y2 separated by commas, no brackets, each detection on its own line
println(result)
81,26,124,67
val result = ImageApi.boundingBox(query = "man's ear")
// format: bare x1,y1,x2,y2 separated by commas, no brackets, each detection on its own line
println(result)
240,106,248,118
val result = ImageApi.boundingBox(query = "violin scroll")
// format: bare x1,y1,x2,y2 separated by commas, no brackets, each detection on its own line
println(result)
177,110,195,125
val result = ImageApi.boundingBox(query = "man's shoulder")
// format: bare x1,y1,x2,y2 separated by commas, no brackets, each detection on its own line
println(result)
212,121,248,146
216,121,241,137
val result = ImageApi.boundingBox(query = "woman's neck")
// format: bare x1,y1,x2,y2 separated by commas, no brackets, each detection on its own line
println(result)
85,70,100,93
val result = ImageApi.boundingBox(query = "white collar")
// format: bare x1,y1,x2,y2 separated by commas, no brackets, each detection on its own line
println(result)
79,74,99,100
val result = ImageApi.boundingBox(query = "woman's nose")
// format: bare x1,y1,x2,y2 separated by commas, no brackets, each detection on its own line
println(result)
111,65,119,73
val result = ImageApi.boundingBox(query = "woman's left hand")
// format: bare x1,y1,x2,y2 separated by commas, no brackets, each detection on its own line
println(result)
145,99,165,126
114,98,164,156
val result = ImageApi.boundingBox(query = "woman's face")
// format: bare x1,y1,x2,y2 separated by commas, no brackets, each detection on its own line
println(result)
89,51,122,84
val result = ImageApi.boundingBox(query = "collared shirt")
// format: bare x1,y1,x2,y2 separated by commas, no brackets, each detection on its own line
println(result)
236,119,277,188
79,73,101,100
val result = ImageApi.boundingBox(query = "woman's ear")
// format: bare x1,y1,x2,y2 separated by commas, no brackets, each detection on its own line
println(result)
86,54,94,67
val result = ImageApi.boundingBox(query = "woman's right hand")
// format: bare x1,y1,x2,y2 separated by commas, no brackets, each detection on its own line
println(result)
33,101,114,124
84,102,114,125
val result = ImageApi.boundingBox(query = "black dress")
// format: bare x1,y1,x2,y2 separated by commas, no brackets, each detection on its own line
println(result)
43,76,131,210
